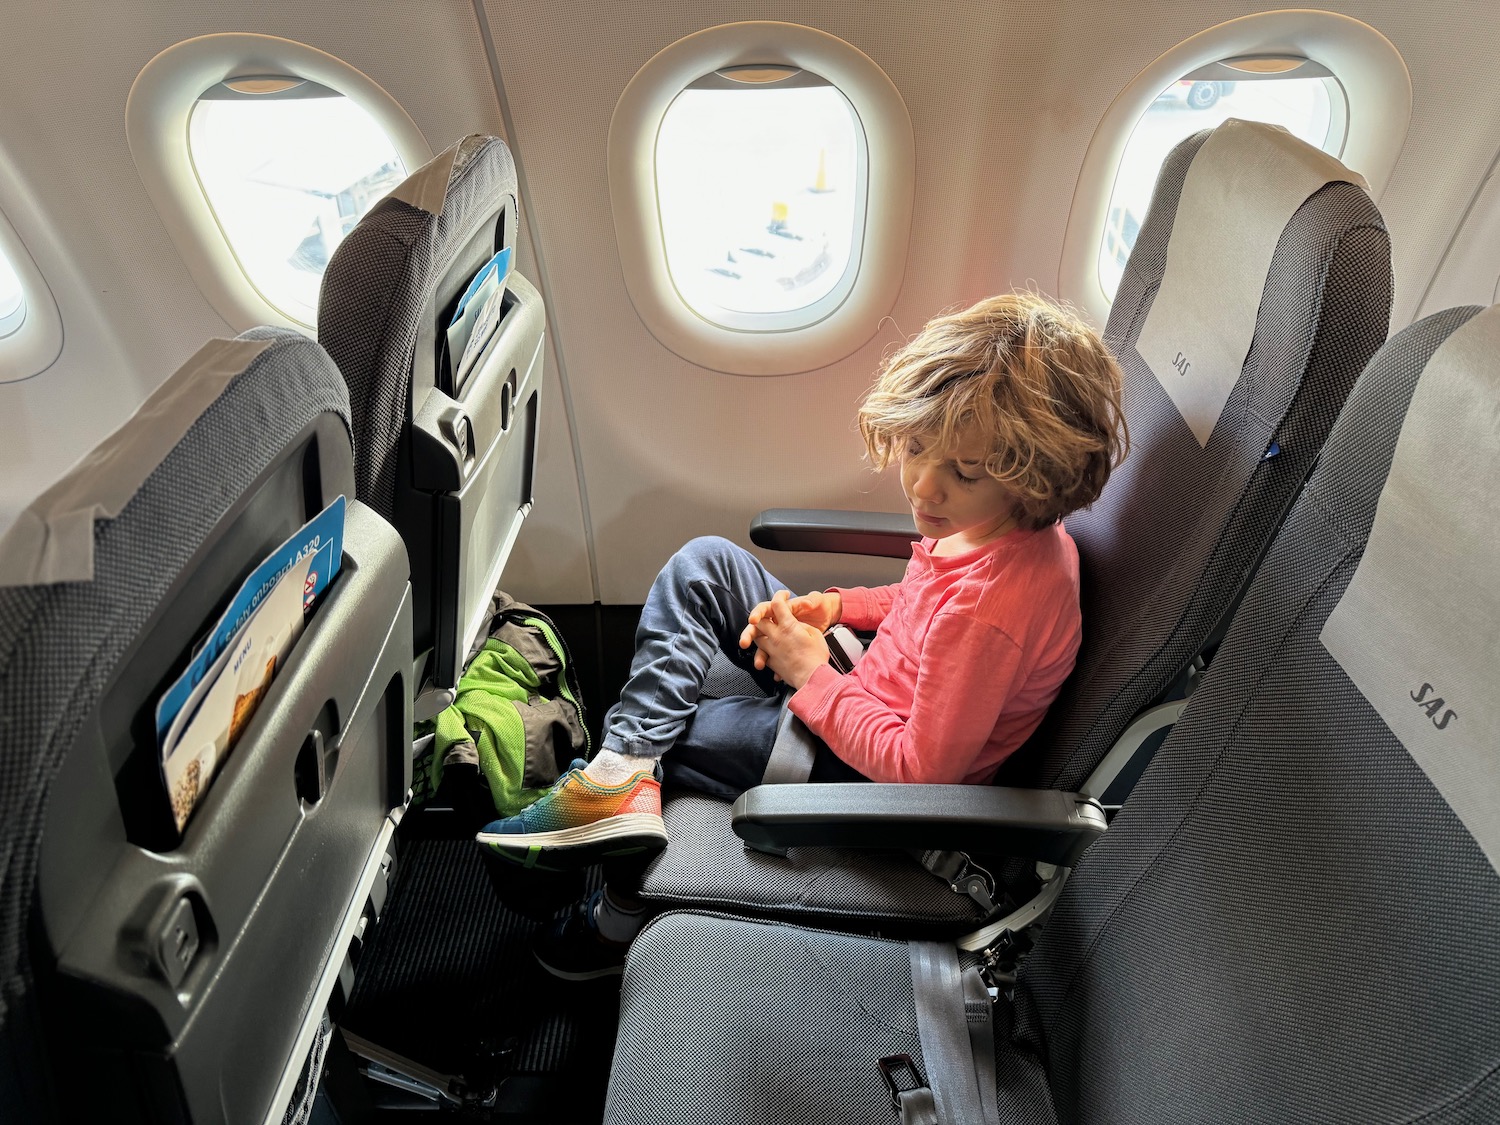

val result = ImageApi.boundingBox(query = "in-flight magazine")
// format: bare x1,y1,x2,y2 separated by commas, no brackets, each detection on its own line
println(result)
155,496,345,831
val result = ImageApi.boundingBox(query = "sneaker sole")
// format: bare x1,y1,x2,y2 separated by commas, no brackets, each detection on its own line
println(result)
532,947,626,982
477,813,668,871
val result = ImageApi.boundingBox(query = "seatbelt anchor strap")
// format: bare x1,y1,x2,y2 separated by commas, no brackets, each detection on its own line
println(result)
916,849,1001,913
909,942,1004,1125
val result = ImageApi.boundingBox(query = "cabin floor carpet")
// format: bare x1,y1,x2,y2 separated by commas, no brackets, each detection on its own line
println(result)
342,835,615,1121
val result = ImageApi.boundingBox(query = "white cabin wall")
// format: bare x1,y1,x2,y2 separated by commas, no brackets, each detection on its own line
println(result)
4,0,1500,606
481,0,1500,602
0,0,594,602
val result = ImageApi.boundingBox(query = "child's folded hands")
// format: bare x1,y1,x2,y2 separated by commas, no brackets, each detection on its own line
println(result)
738,590,832,689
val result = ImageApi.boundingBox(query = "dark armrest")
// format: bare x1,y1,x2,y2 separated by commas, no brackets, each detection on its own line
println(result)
730,784,1106,867
749,508,919,558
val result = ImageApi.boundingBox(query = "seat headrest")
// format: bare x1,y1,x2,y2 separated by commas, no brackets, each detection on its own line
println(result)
1134,118,1368,446
1320,302,1500,874
0,337,275,586
387,134,497,216
319,133,519,519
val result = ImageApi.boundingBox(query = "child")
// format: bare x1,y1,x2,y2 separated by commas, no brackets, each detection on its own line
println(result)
478,291,1127,977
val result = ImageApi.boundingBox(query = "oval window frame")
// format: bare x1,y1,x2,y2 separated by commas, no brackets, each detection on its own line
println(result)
0,201,63,384
126,34,432,333
609,22,914,376
1059,11,1410,326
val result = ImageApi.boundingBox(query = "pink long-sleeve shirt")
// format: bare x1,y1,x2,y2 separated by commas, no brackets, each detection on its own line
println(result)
787,523,1081,784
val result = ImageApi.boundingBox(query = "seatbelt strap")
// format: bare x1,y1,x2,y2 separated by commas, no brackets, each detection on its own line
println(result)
908,942,1000,1125
963,962,1002,1125
760,625,864,785
761,704,819,785
896,1089,939,1125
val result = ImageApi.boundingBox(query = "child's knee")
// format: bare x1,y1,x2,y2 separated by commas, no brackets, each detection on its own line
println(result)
668,535,740,577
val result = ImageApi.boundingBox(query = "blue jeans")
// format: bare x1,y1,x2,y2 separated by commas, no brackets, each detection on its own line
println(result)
602,536,865,801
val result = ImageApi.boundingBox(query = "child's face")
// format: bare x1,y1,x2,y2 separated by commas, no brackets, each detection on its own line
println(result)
900,428,1018,547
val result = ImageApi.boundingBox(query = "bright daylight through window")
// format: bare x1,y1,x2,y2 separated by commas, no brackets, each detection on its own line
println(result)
1099,62,1346,299
0,247,24,339
655,73,863,327
189,80,407,326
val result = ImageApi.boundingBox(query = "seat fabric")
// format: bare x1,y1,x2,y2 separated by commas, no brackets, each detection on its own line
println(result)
0,331,353,1114
608,308,1500,1124
1019,128,1391,793
638,125,1393,929
647,796,980,927
318,134,517,522
608,912,1057,1125
1015,305,1500,1123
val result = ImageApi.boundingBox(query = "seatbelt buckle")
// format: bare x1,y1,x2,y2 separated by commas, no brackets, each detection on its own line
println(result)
824,624,863,674
878,1054,927,1111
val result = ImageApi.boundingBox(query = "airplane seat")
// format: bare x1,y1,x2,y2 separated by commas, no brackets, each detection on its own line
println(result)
602,303,1500,1124
633,118,1394,935
319,133,547,699
0,330,413,1123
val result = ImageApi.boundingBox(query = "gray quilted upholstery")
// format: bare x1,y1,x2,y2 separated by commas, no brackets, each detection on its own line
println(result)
1018,128,1393,792
608,912,1058,1125
639,126,1392,927
0,331,352,1114
649,796,981,927
318,135,517,520
1015,305,1500,1123
606,310,1500,1124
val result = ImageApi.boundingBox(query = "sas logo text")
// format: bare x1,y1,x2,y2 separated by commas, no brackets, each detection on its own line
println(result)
1410,682,1458,731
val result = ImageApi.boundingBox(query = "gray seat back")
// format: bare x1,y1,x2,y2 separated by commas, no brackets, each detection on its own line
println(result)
0,330,413,1122
1010,123,1392,796
1018,305,1500,1121
320,134,546,690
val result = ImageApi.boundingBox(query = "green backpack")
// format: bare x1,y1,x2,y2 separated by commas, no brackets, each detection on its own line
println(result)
412,592,588,822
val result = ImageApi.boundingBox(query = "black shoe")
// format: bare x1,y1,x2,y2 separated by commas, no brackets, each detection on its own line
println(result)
533,890,630,981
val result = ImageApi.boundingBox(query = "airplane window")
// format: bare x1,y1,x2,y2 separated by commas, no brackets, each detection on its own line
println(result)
0,248,23,339
654,70,864,328
609,23,912,374
188,78,408,326
1098,59,1347,300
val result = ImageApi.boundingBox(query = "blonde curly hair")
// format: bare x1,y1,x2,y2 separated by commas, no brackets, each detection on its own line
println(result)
858,292,1128,530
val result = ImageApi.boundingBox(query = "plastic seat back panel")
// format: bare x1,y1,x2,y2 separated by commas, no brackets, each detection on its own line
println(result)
321,136,546,689
0,331,413,1123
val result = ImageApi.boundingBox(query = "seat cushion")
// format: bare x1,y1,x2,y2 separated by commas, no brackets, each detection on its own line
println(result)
640,795,988,931
606,911,1056,1125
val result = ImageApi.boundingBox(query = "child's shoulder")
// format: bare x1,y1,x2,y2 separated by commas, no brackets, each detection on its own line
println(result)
1024,522,1080,586
992,521,1078,572
969,524,1080,622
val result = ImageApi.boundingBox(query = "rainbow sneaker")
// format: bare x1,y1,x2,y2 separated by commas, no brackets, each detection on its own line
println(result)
476,758,667,870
